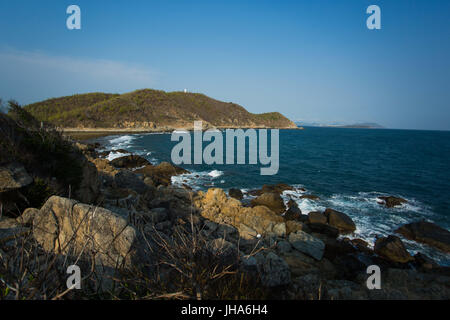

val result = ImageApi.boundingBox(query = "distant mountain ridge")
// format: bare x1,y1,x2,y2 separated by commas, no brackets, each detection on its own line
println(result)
295,121,384,129
23,89,297,130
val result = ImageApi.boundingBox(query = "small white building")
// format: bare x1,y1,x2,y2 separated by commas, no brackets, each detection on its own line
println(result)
184,88,187,93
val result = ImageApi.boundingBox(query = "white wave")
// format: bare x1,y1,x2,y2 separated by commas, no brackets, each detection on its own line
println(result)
108,135,136,148
106,151,131,161
208,170,223,178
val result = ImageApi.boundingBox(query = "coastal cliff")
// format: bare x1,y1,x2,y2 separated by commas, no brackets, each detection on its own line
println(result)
23,89,297,130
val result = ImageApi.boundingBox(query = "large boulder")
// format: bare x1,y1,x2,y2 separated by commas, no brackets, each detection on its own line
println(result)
374,235,414,263
0,162,33,192
324,208,356,234
378,196,407,208
250,192,286,214
110,154,150,169
395,221,450,253
33,196,139,269
288,230,325,261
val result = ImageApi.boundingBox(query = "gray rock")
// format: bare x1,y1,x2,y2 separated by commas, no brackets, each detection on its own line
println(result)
144,208,168,223
114,170,148,194
277,240,292,253
240,255,258,272
258,252,291,287
288,230,325,260
206,238,238,260
216,223,238,238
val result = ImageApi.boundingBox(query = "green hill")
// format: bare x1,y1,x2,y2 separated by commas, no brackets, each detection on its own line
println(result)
23,89,297,129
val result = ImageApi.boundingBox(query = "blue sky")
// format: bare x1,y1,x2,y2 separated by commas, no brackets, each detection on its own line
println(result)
0,0,449,130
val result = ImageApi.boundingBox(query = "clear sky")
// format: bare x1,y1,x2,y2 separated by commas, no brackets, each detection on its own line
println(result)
1,0,449,130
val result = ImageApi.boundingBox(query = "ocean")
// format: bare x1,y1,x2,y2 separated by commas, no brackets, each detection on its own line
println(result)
96,127,450,265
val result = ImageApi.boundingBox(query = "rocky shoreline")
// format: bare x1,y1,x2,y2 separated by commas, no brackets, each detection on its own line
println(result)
1,133,450,299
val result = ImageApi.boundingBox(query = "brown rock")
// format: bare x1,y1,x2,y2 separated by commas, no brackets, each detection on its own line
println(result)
378,196,407,208
284,200,303,221
395,220,450,253
228,188,243,200
194,188,284,238
324,208,356,234
300,194,320,200
135,162,188,186
260,183,293,195
308,223,339,238
286,220,310,235
308,211,327,224
110,154,150,169
374,235,414,263
250,192,286,214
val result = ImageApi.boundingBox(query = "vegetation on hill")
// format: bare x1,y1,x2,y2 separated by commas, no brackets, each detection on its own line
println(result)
0,101,84,214
23,89,297,129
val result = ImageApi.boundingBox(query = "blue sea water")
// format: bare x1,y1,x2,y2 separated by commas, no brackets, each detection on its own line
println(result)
97,127,450,265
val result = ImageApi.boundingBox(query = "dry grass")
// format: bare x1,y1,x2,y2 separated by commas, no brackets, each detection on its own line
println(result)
0,210,268,300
